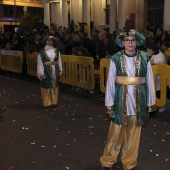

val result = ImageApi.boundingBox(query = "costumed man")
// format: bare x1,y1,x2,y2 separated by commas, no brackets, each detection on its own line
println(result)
37,36,62,108
100,29,156,170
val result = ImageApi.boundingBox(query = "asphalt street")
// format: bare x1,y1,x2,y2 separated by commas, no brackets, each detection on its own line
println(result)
0,72,170,170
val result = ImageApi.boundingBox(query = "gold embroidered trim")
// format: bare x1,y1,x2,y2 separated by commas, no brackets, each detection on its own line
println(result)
147,104,157,112
135,51,141,126
106,106,114,118
120,50,128,125
39,74,46,81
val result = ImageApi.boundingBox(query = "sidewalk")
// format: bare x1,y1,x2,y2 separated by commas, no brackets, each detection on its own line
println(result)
0,74,169,170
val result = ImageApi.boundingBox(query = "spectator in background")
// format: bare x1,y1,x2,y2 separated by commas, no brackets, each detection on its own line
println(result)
81,32,92,54
25,34,43,53
49,23,56,35
0,33,8,49
104,33,115,58
42,25,50,40
54,34,65,54
147,42,166,112
70,19,75,33
72,41,92,57
124,14,132,32
63,34,72,55
90,20,94,36
161,41,170,65
95,31,115,66
161,41,170,99
3,42,14,50
90,29,99,57
95,31,107,67
34,34,43,52
161,30,170,42
154,27,163,47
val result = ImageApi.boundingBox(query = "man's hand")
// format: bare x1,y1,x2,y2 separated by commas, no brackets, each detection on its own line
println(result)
106,106,114,118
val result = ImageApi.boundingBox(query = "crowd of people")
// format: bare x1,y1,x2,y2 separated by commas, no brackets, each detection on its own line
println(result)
0,23,170,64
0,23,170,65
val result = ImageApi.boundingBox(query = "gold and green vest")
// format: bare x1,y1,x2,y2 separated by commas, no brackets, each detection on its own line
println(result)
111,50,150,126
39,48,60,89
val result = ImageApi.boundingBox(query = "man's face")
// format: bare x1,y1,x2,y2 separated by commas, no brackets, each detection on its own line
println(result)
156,29,162,36
122,36,137,52
161,44,167,51
98,33,104,41
146,47,154,56
46,38,53,46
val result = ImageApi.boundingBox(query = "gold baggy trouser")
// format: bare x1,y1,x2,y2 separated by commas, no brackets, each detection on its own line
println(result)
100,116,141,170
41,86,59,107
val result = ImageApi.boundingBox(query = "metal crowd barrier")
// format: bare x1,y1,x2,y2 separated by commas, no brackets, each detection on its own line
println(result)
26,52,38,77
152,64,170,107
60,55,95,90
0,50,23,73
2,51,169,107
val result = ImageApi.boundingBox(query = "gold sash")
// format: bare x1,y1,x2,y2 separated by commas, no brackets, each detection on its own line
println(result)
44,61,57,65
116,76,145,85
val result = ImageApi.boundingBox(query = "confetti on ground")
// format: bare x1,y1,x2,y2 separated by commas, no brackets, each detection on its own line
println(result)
8,166,14,170
31,141,37,145
165,158,169,161
22,127,29,130
161,139,165,142
9,141,14,147
156,154,159,156
53,145,56,148
32,161,36,164
150,150,153,152
65,167,70,169
41,145,45,148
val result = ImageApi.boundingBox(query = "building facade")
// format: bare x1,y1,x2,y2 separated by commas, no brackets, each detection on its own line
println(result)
0,0,43,33
43,0,170,35
0,0,169,34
